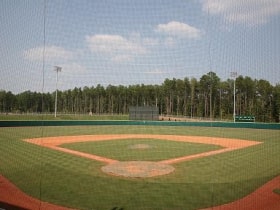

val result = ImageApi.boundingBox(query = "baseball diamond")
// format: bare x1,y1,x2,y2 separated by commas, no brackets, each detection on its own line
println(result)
0,124,279,210
24,134,261,178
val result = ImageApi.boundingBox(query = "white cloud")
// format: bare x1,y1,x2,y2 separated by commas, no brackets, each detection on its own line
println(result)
111,55,133,62
44,62,88,91
156,21,202,39
164,37,175,47
128,33,159,48
202,0,280,26
23,45,73,62
86,34,147,55
59,62,87,73
144,69,166,74
142,38,159,47
86,34,149,63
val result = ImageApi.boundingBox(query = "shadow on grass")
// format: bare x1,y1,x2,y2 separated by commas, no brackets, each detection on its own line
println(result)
0,201,29,210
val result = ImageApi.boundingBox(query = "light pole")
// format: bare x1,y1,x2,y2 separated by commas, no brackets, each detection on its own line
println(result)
209,71,213,121
54,66,62,118
230,72,237,122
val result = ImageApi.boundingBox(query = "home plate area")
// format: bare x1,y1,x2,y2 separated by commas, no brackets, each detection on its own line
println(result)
101,161,175,178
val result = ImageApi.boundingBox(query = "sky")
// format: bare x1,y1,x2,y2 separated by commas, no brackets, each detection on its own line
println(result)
1,0,280,93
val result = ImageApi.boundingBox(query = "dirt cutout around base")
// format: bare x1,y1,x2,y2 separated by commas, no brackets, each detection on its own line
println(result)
102,161,175,178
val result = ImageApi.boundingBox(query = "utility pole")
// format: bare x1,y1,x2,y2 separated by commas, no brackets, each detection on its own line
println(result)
231,72,237,122
54,66,62,118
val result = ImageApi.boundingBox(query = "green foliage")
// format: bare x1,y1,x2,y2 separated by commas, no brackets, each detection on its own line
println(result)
272,84,280,122
1,73,279,122
0,114,128,121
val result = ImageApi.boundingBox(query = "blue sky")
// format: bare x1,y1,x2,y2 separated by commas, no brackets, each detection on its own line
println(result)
1,0,280,93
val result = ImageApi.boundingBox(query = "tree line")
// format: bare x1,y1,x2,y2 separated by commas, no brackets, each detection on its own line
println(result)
1,72,280,122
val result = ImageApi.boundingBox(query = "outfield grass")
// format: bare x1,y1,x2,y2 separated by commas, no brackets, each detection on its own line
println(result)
0,125,279,210
60,138,223,161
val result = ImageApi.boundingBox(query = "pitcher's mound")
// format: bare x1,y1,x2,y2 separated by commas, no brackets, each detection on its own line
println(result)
101,161,175,178
128,144,153,149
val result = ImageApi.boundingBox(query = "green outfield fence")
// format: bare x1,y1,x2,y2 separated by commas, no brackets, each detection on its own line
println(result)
0,120,279,130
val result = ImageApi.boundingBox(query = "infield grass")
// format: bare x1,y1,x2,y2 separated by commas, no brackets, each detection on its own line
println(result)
0,125,279,210
60,138,223,161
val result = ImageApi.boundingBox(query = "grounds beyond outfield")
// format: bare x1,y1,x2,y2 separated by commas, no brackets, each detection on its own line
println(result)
0,121,279,209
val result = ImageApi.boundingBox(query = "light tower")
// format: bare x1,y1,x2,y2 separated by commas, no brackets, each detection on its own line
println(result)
230,72,237,122
54,66,62,118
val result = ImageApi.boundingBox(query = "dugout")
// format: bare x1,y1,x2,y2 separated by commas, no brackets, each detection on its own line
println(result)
129,106,159,121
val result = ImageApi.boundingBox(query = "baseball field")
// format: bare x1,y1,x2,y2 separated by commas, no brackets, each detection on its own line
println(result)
0,122,280,209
